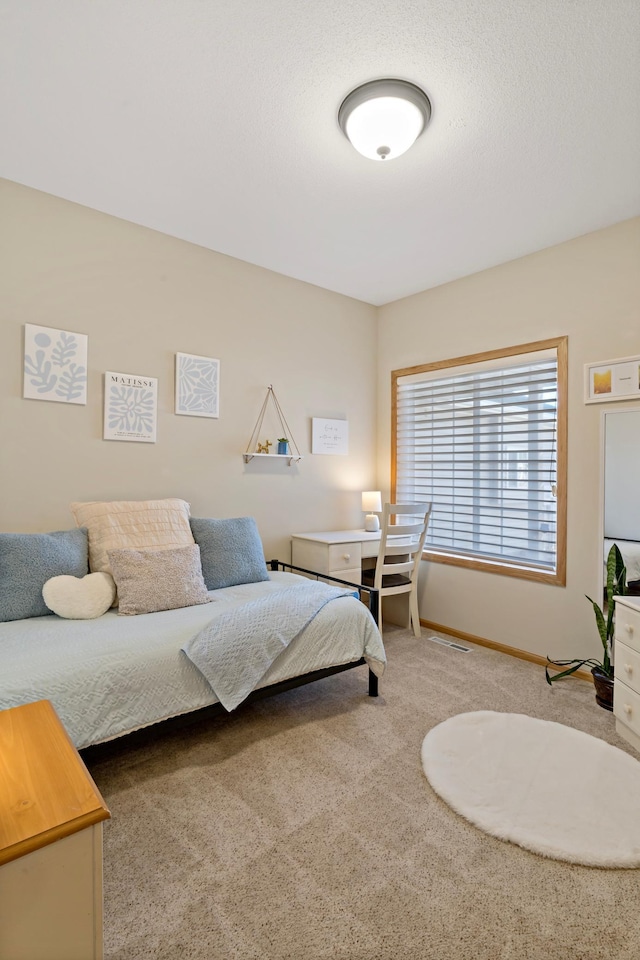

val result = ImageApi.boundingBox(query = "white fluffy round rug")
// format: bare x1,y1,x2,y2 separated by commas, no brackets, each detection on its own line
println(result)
421,710,640,868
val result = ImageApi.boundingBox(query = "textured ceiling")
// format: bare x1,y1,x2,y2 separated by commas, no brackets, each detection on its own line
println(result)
1,1,639,305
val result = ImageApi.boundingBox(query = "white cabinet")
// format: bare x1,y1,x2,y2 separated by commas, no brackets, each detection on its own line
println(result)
0,700,110,960
613,596,640,752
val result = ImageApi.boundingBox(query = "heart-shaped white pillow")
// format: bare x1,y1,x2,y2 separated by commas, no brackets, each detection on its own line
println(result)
42,572,116,620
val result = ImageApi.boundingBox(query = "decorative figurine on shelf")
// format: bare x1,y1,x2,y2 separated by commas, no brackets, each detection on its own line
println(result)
277,438,289,455
257,440,272,454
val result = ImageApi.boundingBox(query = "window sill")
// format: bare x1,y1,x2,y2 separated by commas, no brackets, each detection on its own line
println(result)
422,549,565,587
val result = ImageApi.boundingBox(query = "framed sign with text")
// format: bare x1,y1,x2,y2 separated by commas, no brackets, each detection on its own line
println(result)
311,418,348,455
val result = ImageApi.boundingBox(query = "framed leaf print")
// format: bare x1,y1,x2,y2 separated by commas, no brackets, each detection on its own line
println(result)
23,324,88,404
175,352,220,418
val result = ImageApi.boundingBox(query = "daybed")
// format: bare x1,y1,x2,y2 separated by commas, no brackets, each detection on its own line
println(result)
0,567,384,749
0,500,385,749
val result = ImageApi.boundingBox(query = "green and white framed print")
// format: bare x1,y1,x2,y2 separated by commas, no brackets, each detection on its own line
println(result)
23,324,88,404
104,372,158,442
175,352,220,418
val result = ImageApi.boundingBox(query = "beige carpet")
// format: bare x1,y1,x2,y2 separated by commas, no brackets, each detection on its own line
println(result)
86,626,640,960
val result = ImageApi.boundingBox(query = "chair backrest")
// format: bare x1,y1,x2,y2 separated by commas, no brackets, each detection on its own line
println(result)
373,502,432,590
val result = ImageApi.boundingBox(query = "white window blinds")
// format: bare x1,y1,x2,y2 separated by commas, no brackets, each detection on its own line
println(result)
396,353,559,572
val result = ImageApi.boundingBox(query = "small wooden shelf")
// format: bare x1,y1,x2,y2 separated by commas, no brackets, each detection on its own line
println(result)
243,385,302,466
243,453,302,464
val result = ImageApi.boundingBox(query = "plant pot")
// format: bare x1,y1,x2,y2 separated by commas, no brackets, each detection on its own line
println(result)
277,441,289,455
591,666,614,712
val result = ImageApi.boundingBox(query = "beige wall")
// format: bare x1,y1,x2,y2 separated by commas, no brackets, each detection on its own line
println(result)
377,217,640,661
0,180,378,561
2,178,639,663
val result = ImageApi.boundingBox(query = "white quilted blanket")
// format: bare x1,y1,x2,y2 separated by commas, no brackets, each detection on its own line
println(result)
183,582,370,710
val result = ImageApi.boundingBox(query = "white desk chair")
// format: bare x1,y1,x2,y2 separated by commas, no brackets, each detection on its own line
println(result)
361,502,432,637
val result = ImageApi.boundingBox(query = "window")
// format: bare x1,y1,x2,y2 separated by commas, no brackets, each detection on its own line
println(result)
392,337,567,585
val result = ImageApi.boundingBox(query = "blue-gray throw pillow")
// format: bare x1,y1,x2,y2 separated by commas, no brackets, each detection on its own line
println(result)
0,528,89,622
189,517,269,590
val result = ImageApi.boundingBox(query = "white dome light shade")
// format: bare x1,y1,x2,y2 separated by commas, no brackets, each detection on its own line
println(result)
338,79,431,162
345,97,424,161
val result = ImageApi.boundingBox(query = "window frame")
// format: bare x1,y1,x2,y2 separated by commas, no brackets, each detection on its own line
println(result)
391,336,568,586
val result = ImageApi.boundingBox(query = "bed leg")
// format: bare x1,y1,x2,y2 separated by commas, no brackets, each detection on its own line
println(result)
368,670,379,697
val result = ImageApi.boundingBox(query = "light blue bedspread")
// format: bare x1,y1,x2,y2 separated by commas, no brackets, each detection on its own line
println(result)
0,572,386,747
182,582,357,710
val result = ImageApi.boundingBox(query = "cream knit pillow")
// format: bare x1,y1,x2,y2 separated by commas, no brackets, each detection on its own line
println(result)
70,498,194,576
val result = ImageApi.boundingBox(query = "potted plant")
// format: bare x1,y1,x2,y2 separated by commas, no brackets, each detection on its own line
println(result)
546,542,627,710
277,437,289,455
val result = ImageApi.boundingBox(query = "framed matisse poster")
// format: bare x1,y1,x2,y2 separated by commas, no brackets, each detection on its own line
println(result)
175,352,220,418
585,355,640,404
104,372,158,442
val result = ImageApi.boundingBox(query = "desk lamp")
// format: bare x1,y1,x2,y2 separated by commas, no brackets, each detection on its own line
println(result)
362,491,382,532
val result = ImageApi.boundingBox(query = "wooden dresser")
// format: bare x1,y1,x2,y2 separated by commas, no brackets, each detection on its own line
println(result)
0,699,111,960
613,596,640,753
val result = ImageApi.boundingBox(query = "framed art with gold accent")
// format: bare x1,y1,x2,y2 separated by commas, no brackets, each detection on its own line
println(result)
584,355,640,404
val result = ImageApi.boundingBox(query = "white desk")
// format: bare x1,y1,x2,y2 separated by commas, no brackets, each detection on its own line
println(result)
291,529,404,584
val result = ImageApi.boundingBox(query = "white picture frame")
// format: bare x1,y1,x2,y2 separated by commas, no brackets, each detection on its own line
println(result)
585,355,640,404
104,371,158,442
23,323,88,404
175,352,220,418
311,418,349,455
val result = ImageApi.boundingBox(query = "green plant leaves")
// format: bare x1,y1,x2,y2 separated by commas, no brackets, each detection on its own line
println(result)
545,543,627,686
545,657,603,684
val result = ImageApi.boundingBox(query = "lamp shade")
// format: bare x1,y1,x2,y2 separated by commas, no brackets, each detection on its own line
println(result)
338,79,431,161
362,491,382,514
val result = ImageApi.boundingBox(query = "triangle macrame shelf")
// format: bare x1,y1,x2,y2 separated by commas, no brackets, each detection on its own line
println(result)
243,386,303,465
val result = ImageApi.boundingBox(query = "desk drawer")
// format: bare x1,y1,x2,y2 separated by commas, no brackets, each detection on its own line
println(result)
328,542,362,573
615,640,640,695
290,538,363,579
616,602,640,655
614,678,640,739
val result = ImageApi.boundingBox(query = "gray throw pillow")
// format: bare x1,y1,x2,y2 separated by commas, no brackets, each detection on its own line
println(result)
108,544,212,616
189,517,269,590
0,528,89,622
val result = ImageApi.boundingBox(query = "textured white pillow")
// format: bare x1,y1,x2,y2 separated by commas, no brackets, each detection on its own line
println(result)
69,498,194,576
42,572,116,619
107,545,211,616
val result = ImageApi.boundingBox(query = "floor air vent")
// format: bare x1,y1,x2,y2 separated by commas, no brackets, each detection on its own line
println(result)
428,635,472,653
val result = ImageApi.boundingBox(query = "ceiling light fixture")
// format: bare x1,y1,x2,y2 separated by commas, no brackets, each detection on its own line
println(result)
338,78,432,162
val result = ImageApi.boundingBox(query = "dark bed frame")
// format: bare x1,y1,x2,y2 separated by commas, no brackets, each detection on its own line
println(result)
268,559,380,696
81,561,380,762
